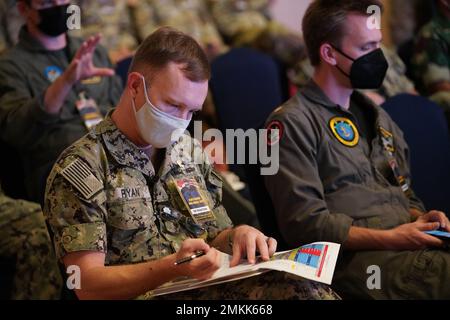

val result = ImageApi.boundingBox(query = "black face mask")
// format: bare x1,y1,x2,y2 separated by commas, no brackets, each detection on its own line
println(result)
332,45,388,89
37,4,70,37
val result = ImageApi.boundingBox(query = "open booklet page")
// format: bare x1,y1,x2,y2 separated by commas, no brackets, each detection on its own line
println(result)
150,242,340,297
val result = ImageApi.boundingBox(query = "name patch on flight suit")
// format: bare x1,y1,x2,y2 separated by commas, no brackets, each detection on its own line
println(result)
113,187,151,200
329,117,359,147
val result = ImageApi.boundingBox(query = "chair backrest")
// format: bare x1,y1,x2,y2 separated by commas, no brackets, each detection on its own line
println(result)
382,94,450,216
243,161,289,250
115,56,133,86
209,47,289,246
0,139,27,200
0,256,16,299
210,47,284,132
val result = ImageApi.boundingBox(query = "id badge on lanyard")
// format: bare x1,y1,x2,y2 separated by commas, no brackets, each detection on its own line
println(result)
169,175,216,224
76,91,103,130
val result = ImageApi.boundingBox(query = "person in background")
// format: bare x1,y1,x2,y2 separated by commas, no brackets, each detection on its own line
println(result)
69,0,138,64
0,0,24,54
131,0,227,61
0,0,122,203
208,0,305,71
412,0,450,115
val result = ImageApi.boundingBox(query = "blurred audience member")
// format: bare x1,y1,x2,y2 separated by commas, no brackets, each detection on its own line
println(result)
0,0,122,203
0,184,62,299
412,0,450,113
131,0,227,60
208,0,305,70
0,0,24,54
70,0,138,63
390,0,435,48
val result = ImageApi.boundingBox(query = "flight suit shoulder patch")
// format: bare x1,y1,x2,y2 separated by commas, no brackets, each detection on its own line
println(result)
266,120,284,146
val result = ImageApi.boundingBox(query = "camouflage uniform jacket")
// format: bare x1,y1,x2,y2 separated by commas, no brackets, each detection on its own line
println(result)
44,114,233,265
412,12,450,95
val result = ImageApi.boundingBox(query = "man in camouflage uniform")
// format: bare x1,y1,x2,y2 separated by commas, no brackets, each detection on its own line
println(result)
44,27,339,300
131,0,227,60
412,0,450,113
292,44,417,106
0,186,62,299
208,0,305,70
70,0,138,63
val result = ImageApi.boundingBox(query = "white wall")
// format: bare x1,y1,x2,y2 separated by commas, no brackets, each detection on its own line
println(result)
269,0,312,35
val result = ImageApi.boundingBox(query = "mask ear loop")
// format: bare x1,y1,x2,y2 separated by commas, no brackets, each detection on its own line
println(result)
130,73,147,114
330,44,354,78
139,75,152,104
131,76,153,151
330,44,356,62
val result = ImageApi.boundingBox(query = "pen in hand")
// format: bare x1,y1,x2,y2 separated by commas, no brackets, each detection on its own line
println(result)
174,250,206,265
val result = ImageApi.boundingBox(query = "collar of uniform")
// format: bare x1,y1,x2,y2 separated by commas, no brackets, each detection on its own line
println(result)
300,80,341,109
157,135,201,181
17,26,76,55
95,112,155,177
301,79,380,112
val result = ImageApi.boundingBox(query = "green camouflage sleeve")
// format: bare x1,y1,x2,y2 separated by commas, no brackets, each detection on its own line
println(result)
44,155,108,260
0,192,63,299
413,24,450,90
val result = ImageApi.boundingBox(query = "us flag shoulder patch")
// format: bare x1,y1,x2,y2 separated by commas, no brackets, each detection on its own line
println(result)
60,158,103,199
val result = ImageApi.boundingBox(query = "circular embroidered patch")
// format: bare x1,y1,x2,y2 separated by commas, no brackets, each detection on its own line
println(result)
329,117,359,147
266,120,284,146
44,65,62,83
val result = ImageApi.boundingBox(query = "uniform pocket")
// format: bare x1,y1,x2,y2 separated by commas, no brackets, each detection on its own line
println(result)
107,198,155,230
106,199,166,264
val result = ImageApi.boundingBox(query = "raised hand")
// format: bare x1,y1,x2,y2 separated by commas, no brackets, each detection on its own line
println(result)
64,34,115,85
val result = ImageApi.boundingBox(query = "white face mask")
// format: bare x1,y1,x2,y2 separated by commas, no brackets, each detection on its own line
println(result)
132,75,191,148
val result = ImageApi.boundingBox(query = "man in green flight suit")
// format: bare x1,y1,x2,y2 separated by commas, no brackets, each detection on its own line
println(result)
264,0,450,299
